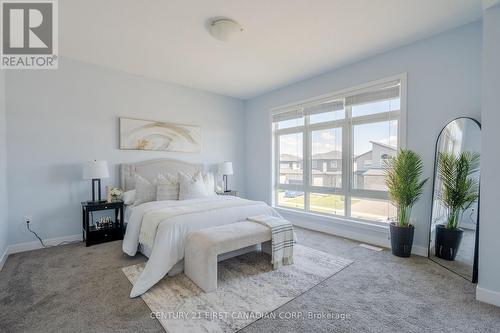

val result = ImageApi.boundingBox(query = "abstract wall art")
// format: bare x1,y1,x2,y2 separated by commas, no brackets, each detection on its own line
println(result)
119,117,202,153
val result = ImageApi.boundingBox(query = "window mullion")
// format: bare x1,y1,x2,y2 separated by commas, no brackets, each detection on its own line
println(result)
308,119,348,131
304,115,310,212
350,110,399,125
275,126,305,136
273,125,279,206
345,105,353,218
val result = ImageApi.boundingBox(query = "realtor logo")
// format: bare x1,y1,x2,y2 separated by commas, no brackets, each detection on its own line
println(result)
1,0,58,69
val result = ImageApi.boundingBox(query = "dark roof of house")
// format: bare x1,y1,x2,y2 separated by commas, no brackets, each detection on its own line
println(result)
354,150,372,161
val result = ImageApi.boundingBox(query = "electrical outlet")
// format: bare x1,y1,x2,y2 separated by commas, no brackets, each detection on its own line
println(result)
24,215,32,224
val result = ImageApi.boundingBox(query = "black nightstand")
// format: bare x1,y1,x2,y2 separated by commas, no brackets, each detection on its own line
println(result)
81,201,124,247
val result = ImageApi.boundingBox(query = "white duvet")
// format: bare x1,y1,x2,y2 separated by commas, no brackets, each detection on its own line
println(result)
122,196,280,297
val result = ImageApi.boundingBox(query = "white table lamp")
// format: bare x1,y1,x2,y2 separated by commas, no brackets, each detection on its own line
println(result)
219,161,233,192
83,160,109,203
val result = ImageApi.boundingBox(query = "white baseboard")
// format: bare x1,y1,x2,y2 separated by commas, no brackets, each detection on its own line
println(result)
0,234,83,272
278,208,427,257
477,286,500,307
8,234,83,254
293,218,390,248
278,208,390,247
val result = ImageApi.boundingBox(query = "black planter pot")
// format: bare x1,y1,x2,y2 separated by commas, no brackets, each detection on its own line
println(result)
435,224,463,261
389,223,415,258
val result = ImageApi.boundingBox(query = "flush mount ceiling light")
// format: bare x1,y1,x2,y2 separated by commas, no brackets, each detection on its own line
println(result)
208,18,244,42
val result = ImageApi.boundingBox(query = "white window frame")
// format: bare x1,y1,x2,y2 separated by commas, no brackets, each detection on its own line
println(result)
271,73,407,226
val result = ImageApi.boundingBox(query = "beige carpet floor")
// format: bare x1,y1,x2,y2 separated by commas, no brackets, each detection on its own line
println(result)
1,227,500,332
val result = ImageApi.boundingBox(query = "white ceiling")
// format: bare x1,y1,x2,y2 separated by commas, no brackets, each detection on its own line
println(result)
60,0,482,99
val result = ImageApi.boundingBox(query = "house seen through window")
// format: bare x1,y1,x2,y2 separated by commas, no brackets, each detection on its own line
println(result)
272,76,405,223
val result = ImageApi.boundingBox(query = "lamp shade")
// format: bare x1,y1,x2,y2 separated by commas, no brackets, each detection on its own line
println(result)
83,161,109,180
219,161,233,175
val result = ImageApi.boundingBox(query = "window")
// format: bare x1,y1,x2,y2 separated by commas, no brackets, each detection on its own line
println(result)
352,120,398,191
272,75,405,224
311,127,342,188
278,132,303,184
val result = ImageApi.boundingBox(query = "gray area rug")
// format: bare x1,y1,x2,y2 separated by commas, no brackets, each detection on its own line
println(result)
122,244,353,333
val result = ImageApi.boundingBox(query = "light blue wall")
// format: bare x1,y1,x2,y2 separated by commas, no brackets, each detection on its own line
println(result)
5,58,246,245
478,4,500,303
245,22,482,249
0,70,7,258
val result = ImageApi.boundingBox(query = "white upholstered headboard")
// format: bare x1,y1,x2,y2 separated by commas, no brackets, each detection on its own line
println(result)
120,159,204,191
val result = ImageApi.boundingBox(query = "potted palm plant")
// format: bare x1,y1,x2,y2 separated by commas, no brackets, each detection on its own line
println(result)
384,149,427,257
435,151,480,260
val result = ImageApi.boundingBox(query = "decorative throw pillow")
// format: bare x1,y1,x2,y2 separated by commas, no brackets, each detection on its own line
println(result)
203,172,216,196
156,173,179,201
123,189,136,205
178,172,208,200
134,175,157,205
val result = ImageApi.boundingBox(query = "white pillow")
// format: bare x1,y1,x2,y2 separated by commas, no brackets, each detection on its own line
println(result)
134,175,157,205
178,172,208,200
203,172,216,196
156,173,179,201
123,190,136,205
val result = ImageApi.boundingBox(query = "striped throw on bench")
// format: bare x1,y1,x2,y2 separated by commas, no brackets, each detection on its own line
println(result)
247,215,294,269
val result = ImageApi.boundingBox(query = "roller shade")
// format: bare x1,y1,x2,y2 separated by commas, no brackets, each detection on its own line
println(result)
303,99,344,116
345,81,400,107
273,79,401,122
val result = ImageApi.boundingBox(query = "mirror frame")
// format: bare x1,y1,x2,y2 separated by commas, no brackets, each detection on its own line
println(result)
427,117,481,283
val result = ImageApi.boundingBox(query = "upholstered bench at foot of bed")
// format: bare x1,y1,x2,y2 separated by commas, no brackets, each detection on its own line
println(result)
184,221,272,293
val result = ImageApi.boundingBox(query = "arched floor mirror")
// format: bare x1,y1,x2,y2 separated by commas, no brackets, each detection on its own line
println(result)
428,117,481,283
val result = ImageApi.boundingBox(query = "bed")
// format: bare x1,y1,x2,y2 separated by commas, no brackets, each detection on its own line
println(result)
120,159,281,297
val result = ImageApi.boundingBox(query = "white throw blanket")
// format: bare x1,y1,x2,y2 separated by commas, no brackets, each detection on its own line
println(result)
247,215,294,269
139,199,257,249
